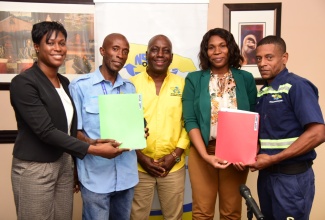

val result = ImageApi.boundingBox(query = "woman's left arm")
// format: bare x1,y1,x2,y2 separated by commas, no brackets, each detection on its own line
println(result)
10,75,88,158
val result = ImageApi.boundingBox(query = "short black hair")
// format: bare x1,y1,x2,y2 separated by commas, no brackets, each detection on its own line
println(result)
257,35,286,54
32,21,67,45
198,28,243,70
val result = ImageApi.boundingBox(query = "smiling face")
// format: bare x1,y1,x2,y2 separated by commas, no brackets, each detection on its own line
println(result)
100,34,129,77
207,35,229,74
146,35,173,76
34,31,67,70
256,43,288,84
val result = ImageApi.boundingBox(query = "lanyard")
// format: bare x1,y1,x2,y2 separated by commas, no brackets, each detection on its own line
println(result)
101,81,120,95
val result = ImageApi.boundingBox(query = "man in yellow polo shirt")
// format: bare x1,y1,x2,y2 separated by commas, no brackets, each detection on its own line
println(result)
130,35,189,220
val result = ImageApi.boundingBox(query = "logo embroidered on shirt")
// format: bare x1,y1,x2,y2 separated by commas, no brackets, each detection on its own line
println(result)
269,94,283,103
170,86,182,97
272,94,282,100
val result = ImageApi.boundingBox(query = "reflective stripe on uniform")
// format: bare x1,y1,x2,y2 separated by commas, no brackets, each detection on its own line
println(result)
260,137,298,149
257,83,292,97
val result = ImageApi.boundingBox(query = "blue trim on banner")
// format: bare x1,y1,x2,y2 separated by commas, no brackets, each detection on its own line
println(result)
150,203,192,216
183,203,192,212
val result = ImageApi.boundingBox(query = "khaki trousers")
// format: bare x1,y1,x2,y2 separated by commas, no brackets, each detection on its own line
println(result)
131,167,185,220
189,146,248,220
11,153,74,220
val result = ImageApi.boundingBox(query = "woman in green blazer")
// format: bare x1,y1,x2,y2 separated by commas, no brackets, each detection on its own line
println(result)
182,28,257,220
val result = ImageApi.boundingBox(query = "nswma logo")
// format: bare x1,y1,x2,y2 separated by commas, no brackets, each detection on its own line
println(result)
124,43,197,76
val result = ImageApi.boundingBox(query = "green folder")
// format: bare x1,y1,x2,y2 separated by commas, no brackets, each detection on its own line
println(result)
98,93,146,149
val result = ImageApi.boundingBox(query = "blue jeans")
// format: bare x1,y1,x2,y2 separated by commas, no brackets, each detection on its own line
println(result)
80,183,134,220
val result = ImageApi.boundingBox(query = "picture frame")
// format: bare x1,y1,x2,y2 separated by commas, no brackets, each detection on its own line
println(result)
0,1,95,88
223,3,282,84
0,130,18,144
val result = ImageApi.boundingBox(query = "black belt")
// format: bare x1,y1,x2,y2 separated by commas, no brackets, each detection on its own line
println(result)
263,161,313,175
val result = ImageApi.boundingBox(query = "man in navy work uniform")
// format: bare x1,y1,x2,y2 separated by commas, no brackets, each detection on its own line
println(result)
249,35,325,220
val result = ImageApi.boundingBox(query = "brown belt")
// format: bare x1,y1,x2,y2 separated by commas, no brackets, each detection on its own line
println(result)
207,140,216,155
263,161,313,175
208,140,216,146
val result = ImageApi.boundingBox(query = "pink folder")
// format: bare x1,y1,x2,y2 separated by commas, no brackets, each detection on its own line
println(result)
215,108,259,164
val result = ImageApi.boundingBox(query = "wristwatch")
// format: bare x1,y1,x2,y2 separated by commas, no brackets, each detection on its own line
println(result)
171,151,181,163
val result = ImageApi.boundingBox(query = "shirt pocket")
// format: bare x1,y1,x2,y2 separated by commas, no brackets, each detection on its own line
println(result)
265,99,289,130
85,105,99,115
83,105,100,131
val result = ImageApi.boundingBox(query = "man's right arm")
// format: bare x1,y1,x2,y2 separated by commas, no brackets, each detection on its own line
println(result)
268,123,325,165
250,123,325,171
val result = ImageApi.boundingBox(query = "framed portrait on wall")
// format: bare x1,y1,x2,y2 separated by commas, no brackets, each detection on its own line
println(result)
239,23,264,65
223,3,282,82
0,1,95,85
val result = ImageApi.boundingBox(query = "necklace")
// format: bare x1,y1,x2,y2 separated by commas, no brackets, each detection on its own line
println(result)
213,72,229,95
